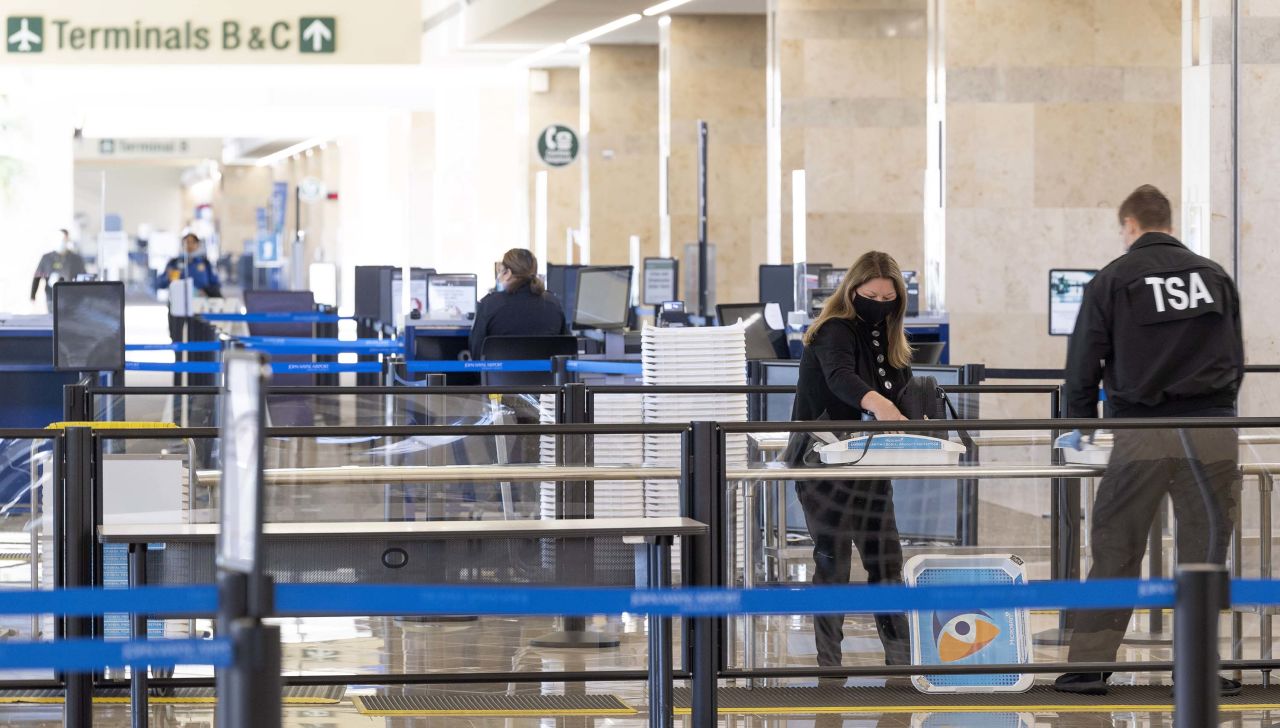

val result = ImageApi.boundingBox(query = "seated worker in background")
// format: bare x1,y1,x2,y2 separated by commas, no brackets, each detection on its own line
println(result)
1056,185,1245,696
469,248,568,357
158,233,222,299
790,250,914,678
31,229,87,309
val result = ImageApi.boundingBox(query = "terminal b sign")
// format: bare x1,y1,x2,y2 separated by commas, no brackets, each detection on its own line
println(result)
1,2,418,64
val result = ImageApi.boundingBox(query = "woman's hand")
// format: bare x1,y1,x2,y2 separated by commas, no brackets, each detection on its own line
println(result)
860,392,908,422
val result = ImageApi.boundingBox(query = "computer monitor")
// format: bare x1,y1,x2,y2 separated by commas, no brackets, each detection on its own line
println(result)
716,303,778,360
426,273,478,322
1049,269,1098,336
903,270,921,317
758,264,794,314
392,267,435,323
642,257,679,306
546,263,584,327
573,266,632,330
54,281,125,371
354,265,393,322
817,266,844,289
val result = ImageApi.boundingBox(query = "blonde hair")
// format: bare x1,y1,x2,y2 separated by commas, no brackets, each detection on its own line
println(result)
802,251,912,369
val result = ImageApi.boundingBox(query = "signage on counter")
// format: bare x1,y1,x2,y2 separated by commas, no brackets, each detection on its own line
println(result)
1,1,418,64
537,124,579,168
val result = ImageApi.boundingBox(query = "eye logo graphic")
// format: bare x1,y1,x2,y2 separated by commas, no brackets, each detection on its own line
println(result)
932,610,1001,662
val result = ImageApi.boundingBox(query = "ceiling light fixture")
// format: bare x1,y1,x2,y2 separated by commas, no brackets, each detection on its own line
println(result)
643,0,695,16
566,13,642,46
253,138,330,168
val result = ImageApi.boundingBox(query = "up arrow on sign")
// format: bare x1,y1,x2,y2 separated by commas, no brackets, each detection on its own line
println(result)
300,17,335,54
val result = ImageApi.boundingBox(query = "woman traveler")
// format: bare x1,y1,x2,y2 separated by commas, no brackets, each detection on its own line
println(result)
789,250,914,675
469,248,568,357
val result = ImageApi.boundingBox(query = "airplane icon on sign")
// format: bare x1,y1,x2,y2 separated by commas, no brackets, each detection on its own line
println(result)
7,17,42,53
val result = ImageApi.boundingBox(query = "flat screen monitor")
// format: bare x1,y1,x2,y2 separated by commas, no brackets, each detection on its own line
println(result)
817,266,844,289
1049,269,1098,336
54,281,125,371
354,265,393,322
642,257,679,306
392,267,435,323
716,303,777,360
758,264,795,314
573,266,632,330
903,270,921,317
426,273,478,322
546,263,584,327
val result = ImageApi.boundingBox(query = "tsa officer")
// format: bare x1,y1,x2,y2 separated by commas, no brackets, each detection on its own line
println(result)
159,233,222,299
31,229,88,308
1056,185,1245,696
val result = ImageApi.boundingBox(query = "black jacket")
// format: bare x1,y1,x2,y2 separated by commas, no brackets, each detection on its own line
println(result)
791,317,912,422
469,283,570,357
1064,232,1244,419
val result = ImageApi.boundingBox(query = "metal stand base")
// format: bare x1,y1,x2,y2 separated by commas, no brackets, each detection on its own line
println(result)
529,630,621,649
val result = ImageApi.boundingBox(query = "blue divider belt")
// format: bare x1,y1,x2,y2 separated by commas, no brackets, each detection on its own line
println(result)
566,360,643,375
405,360,552,373
125,361,223,375
200,313,343,323
125,361,382,375
126,338,403,355
125,342,223,353
0,579,1183,618
17,578,1280,619
0,639,230,671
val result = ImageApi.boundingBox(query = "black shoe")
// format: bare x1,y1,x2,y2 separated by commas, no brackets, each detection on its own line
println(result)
1054,672,1110,695
1166,676,1243,697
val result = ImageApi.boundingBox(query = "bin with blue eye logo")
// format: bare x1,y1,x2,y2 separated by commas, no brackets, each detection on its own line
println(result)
905,554,1034,693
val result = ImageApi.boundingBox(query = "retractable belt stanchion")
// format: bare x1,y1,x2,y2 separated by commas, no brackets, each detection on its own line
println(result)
215,351,281,728
685,421,722,726
1174,564,1227,728
64,426,93,728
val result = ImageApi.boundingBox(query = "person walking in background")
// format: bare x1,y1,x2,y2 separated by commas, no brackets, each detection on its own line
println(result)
31,229,87,309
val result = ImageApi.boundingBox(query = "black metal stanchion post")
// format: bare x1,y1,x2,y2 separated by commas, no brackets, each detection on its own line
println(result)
646,535,674,728
64,426,93,728
215,352,281,728
531,382,617,648
129,544,148,728
685,421,722,727
1174,564,1228,728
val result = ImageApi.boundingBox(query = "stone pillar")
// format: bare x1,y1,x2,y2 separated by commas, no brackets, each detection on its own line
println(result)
582,45,659,266
663,15,767,308
528,68,581,266
1186,1,1280,411
944,0,1181,368
772,0,928,275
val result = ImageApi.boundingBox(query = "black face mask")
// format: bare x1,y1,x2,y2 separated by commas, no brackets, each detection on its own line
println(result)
853,294,897,325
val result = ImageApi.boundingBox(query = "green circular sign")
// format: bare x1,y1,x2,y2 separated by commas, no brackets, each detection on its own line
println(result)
537,124,579,168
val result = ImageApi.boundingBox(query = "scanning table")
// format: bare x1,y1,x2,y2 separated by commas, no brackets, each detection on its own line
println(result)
100,516,706,727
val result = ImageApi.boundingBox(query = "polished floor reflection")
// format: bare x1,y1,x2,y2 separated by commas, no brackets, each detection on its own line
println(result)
0,608,1275,727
